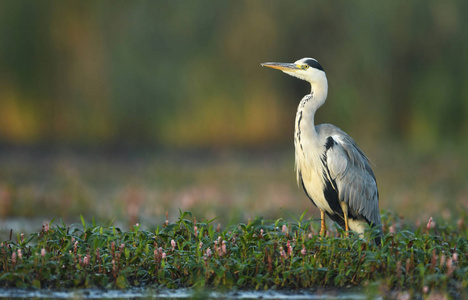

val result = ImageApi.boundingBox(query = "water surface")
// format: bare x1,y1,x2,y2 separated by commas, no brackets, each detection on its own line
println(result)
0,288,374,300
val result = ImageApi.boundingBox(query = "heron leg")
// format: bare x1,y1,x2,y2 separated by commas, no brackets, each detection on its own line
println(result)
340,202,349,236
319,210,327,236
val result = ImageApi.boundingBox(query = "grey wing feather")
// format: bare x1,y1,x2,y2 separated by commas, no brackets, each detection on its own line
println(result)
319,125,381,227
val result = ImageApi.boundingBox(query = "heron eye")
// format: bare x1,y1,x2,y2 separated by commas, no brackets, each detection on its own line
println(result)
303,65,309,70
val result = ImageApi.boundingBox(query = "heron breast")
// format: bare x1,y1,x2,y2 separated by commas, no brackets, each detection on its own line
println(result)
300,166,333,213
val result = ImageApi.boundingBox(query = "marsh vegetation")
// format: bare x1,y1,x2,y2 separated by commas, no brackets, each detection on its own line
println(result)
1,210,466,299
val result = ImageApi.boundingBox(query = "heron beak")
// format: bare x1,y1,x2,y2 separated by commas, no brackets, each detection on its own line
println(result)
261,62,301,72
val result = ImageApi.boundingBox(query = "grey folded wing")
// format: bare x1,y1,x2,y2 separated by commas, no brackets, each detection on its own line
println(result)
325,135,381,227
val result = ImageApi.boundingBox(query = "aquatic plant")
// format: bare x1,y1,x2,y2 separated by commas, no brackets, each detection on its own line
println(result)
0,211,466,298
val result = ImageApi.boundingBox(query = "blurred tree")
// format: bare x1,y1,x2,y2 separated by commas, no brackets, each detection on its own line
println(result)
0,0,467,152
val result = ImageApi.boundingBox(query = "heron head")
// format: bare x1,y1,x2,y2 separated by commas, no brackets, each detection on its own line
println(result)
261,58,326,84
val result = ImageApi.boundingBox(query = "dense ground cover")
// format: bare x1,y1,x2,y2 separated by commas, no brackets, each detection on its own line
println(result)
0,211,466,298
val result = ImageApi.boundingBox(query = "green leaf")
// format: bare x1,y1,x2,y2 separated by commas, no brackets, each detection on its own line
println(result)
299,208,309,223
32,279,41,289
116,275,128,289
80,215,87,230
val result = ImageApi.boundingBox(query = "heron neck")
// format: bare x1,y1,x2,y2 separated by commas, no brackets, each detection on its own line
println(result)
309,81,328,113
303,81,328,130
294,84,327,153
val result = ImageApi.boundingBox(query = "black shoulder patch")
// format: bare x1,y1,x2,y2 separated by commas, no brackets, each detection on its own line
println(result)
324,136,335,150
304,59,324,71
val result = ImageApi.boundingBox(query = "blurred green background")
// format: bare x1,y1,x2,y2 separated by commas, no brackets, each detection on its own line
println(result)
0,1,467,233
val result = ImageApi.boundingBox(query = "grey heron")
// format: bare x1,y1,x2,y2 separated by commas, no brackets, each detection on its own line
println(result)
261,58,382,245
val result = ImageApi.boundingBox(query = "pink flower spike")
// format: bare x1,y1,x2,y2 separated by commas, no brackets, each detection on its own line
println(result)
12,252,16,264
282,225,287,233
447,258,453,270
194,226,198,236
287,241,293,256
440,254,446,268
452,252,458,262
222,241,227,255
205,247,212,258
83,254,90,266
162,252,166,259
301,246,306,256
447,258,455,276
280,247,287,258
41,248,46,257
171,239,176,250
457,218,464,229
427,217,435,230
17,249,22,260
